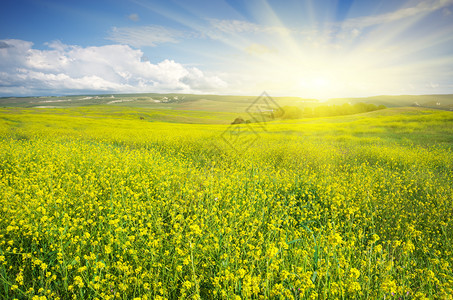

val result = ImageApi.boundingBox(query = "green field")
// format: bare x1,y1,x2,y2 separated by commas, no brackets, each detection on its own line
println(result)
0,104,452,299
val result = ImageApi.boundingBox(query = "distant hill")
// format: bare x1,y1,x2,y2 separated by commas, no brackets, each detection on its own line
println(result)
1,93,453,112
0,93,317,112
327,94,453,111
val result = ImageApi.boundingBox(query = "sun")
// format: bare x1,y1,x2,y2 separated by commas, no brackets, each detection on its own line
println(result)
312,76,330,88
291,73,335,99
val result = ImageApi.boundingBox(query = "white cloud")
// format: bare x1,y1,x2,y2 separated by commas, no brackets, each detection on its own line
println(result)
208,19,291,35
209,19,262,33
351,28,361,38
128,13,140,22
107,26,183,47
0,41,13,49
245,43,276,55
0,39,227,96
342,0,453,29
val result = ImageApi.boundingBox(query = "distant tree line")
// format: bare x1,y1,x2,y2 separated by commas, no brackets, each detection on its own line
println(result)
274,103,386,119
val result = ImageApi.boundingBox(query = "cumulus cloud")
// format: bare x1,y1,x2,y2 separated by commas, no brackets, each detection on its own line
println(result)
0,41,13,49
0,39,227,96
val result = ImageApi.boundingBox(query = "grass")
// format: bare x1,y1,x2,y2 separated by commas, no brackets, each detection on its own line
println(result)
0,106,452,299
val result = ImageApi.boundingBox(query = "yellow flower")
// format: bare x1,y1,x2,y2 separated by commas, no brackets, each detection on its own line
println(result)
237,268,246,278
348,282,361,294
371,234,380,243
330,282,340,295
381,277,397,294
266,244,279,258
40,263,48,270
189,224,202,236
403,241,415,254
74,276,84,288
374,244,382,253
328,233,343,247
183,281,193,290
349,268,360,280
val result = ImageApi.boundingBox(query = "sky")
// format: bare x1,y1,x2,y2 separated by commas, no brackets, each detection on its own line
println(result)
1,0,453,99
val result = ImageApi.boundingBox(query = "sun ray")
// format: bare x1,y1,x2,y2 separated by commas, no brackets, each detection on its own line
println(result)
128,0,453,98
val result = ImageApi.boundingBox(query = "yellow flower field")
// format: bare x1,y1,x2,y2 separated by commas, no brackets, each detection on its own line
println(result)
0,107,452,299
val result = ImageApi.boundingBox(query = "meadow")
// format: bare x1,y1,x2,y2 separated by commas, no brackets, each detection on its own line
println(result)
0,106,452,299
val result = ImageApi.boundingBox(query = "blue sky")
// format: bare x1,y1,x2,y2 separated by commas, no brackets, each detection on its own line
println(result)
1,0,453,98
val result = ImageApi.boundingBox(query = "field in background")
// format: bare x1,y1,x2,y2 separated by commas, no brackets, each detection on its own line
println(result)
0,94,316,113
0,105,452,299
2,93,453,112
